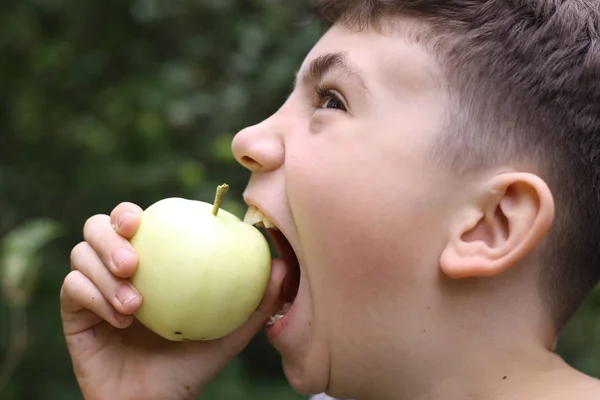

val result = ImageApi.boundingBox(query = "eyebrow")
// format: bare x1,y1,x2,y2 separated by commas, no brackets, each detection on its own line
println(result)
295,52,368,92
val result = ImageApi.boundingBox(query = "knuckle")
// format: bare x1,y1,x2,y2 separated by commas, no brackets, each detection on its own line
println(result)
83,214,108,237
62,270,83,294
70,242,89,269
84,213,106,228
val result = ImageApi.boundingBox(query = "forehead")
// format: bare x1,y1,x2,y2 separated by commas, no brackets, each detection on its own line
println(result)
298,22,441,96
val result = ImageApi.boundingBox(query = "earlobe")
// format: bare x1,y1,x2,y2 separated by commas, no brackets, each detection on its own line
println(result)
440,173,555,279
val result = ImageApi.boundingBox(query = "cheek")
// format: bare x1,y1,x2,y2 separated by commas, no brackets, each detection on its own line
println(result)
300,198,416,305
287,141,438,313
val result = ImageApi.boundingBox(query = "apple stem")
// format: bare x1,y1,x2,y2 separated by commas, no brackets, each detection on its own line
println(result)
212,184,229,216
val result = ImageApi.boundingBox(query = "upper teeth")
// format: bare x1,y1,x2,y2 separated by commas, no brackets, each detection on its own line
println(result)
243,206,277,229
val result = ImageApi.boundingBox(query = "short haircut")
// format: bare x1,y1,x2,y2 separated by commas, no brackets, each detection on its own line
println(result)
316,0,600,331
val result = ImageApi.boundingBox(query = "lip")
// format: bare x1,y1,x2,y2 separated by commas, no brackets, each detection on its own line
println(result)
265,296,298,340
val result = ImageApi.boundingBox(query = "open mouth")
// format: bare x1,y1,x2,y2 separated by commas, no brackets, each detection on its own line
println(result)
244,206,301,326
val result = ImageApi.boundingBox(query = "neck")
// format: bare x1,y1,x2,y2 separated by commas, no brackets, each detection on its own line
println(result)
356,335,574,400
346,273,568,400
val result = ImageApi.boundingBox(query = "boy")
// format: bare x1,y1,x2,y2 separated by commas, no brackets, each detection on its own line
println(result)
60,0,600,399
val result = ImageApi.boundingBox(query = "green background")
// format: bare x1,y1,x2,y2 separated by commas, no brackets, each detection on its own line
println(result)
1,1,599,399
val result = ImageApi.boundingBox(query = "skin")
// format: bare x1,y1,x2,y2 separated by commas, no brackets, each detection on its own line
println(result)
61,20,600,400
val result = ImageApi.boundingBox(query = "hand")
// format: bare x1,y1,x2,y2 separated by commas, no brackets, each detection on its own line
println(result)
61,202,285,400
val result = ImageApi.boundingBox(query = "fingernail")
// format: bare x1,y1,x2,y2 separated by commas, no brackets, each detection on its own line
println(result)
116,285,137,306
113,248,131,268
118,212,134,229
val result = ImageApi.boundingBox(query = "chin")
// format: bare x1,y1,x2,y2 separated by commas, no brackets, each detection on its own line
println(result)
265,286,330,395
263,282,330,396
281,356,330,396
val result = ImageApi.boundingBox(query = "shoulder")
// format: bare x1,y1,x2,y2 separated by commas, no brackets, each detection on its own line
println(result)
557,375,600,400
578,380,600,400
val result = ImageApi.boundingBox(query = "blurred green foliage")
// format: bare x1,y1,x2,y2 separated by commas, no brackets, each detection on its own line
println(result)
0,0,599,399
0,0,321,398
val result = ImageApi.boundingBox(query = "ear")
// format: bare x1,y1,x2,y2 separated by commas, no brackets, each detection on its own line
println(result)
439,172,555,279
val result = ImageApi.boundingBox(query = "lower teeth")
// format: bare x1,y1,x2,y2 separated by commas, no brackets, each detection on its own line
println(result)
267,302,293,326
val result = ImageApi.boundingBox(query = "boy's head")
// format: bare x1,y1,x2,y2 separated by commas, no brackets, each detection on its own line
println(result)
315,0,600,329
231,0,600,398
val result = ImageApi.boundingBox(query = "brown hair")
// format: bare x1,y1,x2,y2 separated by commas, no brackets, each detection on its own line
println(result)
316,0,600,331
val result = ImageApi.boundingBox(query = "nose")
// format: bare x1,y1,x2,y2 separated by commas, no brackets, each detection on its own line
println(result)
231,118,284,173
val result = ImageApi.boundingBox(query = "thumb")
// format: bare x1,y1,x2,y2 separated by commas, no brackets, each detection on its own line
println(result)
219,258,286,354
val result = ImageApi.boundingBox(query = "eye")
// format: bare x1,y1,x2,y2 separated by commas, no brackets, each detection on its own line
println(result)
315,85,347,112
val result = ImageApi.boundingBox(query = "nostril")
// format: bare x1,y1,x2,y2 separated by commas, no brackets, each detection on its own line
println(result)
241,156,261,168
233,135,283,172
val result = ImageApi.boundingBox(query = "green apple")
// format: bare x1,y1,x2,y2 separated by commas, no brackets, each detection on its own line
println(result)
129,184,271,341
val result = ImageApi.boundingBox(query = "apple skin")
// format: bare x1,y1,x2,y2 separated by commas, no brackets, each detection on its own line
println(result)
129,197,271,341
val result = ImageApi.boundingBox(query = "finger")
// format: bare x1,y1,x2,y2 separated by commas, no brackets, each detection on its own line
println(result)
220,259,286,353
70,241,142,315
109,202,143,239
60,270,134,332
82,214,138,278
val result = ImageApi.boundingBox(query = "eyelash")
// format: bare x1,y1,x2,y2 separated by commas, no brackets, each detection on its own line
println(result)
314,84,347,112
